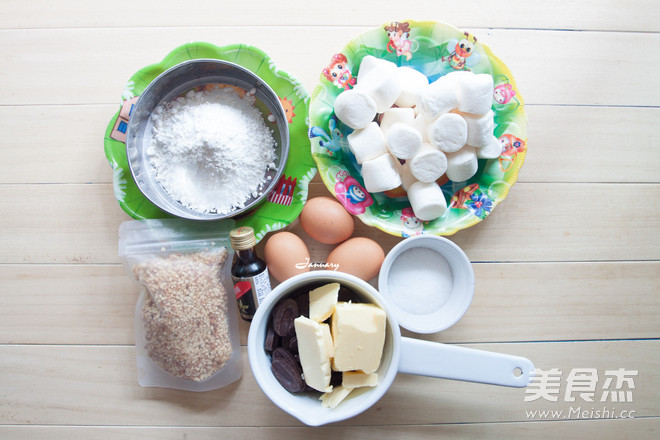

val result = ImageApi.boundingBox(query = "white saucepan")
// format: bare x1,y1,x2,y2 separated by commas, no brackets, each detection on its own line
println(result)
247,270,534,426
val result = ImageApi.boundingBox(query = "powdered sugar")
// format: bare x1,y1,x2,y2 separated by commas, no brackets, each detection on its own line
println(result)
147,86,277,215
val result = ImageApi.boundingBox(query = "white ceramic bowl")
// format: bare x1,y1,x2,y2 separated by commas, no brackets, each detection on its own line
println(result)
378,235,475,333
247,271,400,426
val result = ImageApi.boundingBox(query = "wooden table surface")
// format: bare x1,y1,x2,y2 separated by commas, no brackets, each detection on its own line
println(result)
1,1,659,438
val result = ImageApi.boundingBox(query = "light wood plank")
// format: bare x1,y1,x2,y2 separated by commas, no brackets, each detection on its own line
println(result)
1,262,658,345
0,28,658,107
2,105,658,185
2,0,658,32
467,28,660,107
0,341,656,426
446,182,660,262
0,265,137,345
1,182,658,264
1,418,658,440
0,184,129,265
524,106,660,183
0,105,114,184
413,261,660,344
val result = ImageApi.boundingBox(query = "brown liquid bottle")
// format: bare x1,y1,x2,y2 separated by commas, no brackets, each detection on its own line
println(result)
229,226,272,321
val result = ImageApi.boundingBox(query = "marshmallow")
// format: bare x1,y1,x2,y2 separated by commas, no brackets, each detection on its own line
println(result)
400,161,417,191
457,73,494,115
379,107,415,135
417,76,459,120
476,135,503,159
446,146,478,182
347,122,388,164
357,55,397,83
408,114,429,142
464,110,495,148
442,70,474,86
357,65,403,113
407,181,448,221
360,154,402,193
334,88,377,130
387,122,423,159
395,66,429,108
427,113,468,153
408,143,448,183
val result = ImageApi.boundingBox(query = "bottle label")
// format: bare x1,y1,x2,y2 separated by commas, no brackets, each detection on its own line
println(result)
252,268,272,304
234,280,252,300
232,268,272,320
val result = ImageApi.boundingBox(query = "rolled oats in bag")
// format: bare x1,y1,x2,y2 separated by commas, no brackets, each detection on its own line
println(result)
119,219,242,391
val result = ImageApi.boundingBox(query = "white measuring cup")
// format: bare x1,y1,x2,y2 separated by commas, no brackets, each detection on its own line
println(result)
247,271,534,426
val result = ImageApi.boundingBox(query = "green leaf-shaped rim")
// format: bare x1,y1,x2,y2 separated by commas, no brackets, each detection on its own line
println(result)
103,42,316,242
309,20,527,237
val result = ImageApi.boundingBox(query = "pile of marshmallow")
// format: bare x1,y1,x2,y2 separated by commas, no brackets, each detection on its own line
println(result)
333,55,501,221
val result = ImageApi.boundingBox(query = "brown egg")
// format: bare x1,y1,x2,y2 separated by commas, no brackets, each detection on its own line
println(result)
264,232,311,283
326,237,385,282
300,197,354,244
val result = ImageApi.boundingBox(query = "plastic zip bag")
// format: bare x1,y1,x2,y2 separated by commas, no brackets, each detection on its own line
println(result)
118,218,242,391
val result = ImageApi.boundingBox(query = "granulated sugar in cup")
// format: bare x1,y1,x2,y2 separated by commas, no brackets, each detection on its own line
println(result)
378,235,475,334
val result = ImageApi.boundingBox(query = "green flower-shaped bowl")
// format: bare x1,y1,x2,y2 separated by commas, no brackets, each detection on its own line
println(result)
104,42,316,242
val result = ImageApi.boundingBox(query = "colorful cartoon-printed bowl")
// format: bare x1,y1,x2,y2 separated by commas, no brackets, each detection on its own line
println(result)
104,42,317,241
308,20,528,237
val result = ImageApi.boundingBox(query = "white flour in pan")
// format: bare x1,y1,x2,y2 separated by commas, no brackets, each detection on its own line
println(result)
148,86,277,214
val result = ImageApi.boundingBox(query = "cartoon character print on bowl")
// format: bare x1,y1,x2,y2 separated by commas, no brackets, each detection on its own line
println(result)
492,75,520,113
494,83,516,105
322,54,356,91
400,207,425,237
309,115,344,156
442,32,480,71
499,134,526,172
279,97,296,124
334,170,373,215
384,21,414,61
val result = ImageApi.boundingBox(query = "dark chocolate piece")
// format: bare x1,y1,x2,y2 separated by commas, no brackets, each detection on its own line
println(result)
272,346,293,361
330,370,343,387
270,347,305,393
272,298,299,337
338,286,360,303
283,335,298,354
294,292,310,318
264,324,280,353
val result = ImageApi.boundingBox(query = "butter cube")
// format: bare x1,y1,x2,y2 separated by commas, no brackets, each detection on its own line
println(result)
322,323,334,358
342,371,379,389
294,316,333,392
309,283,339,323
320,385,353,409
331,302,386,374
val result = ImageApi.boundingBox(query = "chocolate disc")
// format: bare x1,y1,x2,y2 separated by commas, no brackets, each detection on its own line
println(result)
270,347,305,393
264,324,280,353
272,298,299,337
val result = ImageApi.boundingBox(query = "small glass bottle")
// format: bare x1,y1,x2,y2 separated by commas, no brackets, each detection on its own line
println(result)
229,226,272,321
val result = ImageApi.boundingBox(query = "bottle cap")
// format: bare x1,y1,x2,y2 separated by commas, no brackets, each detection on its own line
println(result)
229,226,257,250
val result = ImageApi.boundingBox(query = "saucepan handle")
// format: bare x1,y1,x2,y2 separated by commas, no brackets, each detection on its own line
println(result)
398,337,534,387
